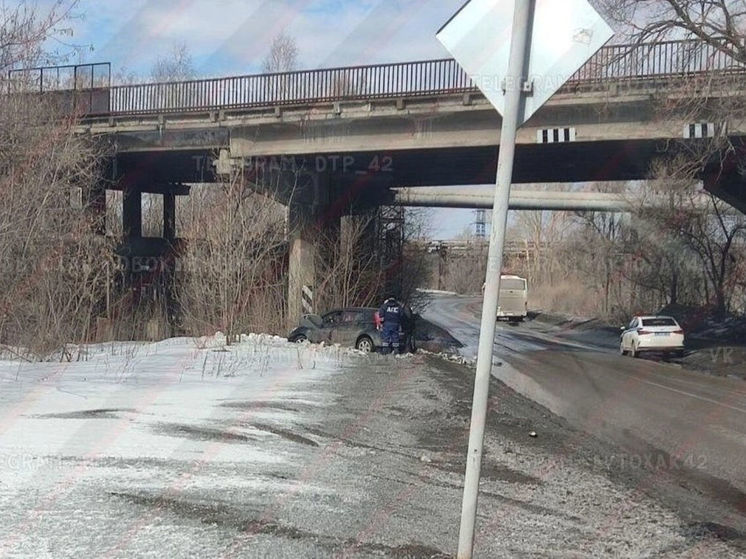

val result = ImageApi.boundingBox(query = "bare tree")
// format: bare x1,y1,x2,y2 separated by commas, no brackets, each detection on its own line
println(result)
151,42,195,82
1,0,81,72
441,236,489,295
314,215,384,311
147,42,197,112
593,0,746,318
511,208,574,287
600,0,746,62
111,66,139,86
0,93,114,358
633,157,746,316
0,0,114,359
310,207,432,314
261,32,300,100
262,32,298,73
399,209,433,310
597,1,746,146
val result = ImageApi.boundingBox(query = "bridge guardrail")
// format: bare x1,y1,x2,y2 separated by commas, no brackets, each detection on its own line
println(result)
7,62,112,116
108,58,473,115
571,40,743,83
8,40,745,117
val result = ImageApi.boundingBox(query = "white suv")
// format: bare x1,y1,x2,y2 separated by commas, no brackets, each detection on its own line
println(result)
620,316,685,358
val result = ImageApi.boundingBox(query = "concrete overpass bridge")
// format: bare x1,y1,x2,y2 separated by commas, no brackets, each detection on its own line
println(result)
18,39,746,322
71,39,745,199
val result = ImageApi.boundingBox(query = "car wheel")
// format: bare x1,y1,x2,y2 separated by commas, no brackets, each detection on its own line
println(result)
356,336,374,353
291,334,308,343
674,349,685,359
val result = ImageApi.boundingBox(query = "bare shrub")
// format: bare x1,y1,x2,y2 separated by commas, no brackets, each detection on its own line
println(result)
0,95,114,358
0,1,118,359
527,278,603,317
174,173,287,341
109,289,170,342
627,158,746,316
314,214,383,311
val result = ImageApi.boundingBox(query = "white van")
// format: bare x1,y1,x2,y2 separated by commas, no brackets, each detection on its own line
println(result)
483,275,528,321
498,275,528,320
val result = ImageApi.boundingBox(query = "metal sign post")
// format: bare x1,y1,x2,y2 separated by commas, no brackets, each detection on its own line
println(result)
437,0,613,556
455,3,533,555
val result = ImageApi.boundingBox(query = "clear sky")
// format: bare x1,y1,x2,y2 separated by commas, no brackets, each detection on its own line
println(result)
51,0,485,238
62,0,466,76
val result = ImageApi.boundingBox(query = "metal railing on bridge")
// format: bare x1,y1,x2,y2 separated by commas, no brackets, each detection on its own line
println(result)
7,62,111,115
108,58,473,115
7,40,745,117
570,39,743,81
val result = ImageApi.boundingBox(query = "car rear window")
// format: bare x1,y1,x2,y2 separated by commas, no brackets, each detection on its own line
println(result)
501,278,526,290
641,318,677,327
341,311,364,323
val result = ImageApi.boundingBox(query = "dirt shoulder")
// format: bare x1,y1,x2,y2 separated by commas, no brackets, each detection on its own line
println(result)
280,353,745,556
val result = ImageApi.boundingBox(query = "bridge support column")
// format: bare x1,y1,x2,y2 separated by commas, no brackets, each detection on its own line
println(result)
286,172,337,328
288,221,317,328
123,188,142,239
704,167,746,215
163,192,176,241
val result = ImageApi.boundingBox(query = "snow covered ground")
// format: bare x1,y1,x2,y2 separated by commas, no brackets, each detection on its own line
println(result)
1,331,742,557
0,335,374,557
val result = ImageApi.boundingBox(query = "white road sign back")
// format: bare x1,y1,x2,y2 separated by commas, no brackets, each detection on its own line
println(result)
437,0,613,124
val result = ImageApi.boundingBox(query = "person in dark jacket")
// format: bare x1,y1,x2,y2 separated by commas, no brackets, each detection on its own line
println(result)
378,296,402,354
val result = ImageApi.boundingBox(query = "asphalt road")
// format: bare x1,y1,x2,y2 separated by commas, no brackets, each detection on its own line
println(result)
423,294,746,540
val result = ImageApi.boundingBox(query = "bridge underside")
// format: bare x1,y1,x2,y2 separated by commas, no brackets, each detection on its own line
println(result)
110,138,746,210
110,140,661,186
109,139,701,187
